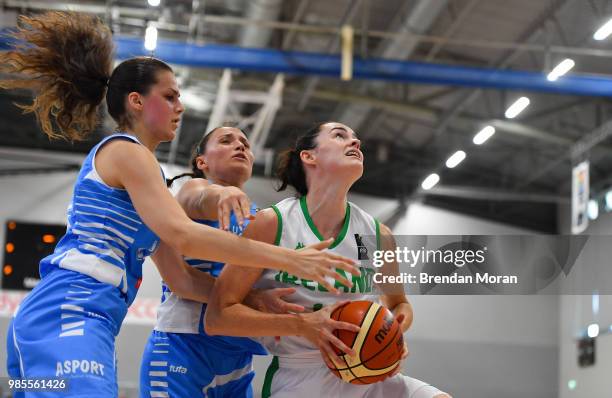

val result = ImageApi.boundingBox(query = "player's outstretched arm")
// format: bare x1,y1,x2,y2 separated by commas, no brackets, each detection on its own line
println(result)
95,140,358,288
176,178,253,230
205,209,360,356
151,238,302,311
151,240,215,303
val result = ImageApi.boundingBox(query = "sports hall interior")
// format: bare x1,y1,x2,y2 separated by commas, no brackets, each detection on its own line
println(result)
0,1,611,397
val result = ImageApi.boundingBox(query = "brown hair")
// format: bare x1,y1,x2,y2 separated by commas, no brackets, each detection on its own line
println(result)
276,122,329,196
166,126,248,187
0,11,172,141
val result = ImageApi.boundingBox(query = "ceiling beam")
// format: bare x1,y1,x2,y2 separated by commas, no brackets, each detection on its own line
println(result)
7,1,612,58
422,185,568,204
331,0,450,128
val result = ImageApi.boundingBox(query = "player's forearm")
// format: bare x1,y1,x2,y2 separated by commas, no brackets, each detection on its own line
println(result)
177,270,263,308
175,267,216,303
205,302,302,337
152,243,216,303
178,223,296,272
178,182,221,220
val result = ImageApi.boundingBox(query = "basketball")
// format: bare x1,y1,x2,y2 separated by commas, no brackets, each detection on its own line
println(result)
327,300,404,384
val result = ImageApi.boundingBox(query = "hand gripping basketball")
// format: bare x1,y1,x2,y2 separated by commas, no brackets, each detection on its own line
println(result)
326,300,405,384
298,300,361,365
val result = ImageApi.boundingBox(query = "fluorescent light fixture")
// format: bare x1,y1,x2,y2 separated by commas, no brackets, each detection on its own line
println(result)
587,200,599,220
587,323,599,338
594,18,612,40
445,150,466,168
144,25,158,51
568,380,577,390
148,0,161,6
547,58,575,81
606,191,612,210
473,125,495,145
505,97,530,119
421,173,440,190
592,292,599,315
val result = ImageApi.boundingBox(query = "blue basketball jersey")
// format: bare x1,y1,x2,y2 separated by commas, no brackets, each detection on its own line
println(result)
154,202,266,354
39,133,162,313
7,133,164,396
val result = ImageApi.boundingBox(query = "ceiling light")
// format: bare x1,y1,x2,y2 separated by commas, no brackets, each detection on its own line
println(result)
473,126,495,145
605,191,612,210
504,97,530,119
594,18,612,40
445,151,466,168
144,25,158,51
148,0,161,6
547,58,575,81
587,200,599,220
421,173,440,190
587,323,599,338
592,292,599,315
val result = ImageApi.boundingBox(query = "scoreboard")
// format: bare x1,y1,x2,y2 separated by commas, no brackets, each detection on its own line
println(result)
2,220,65,290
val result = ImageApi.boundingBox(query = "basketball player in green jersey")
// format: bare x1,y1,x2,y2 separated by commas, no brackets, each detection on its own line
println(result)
206,122,451,397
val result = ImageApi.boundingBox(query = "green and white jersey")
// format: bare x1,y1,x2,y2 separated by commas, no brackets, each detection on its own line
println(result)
253,196,382,357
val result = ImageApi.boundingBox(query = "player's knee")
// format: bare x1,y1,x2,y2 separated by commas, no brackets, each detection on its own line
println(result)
433,394,452,398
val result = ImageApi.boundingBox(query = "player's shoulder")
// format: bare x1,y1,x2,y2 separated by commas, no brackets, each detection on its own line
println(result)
97,136,156,168
254,207,279,224
176,177,209,197
272,196,299,212
347,201,379,226
378,222,392,236
242,207,279,244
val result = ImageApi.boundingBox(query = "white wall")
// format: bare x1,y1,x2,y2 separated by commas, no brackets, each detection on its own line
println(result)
394,201,535,235
0,164,559,398
558,295,612,397
557,203,612,396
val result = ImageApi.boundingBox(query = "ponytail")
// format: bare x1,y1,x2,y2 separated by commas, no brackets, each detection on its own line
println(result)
0,11,173,141
166,155,205,188
276,149,308,196
276,122,328,196
0,12,113,141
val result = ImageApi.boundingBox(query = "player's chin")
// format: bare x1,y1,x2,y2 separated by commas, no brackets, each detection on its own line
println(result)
342,159,364,171
162,127,177,141
331,161,363,175
345,163,364,179
229,159,254,173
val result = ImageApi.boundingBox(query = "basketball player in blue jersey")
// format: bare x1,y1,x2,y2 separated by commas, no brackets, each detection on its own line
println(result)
1,13,357,397
206,122,451,397
140,126,310,398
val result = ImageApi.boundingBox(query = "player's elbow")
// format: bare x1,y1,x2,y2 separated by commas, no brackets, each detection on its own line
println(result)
164,277,190,301
204,300,237,336
204,305,222,335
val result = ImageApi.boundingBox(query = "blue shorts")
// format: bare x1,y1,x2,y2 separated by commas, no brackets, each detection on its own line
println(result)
6,269,126,397
140,330,256,398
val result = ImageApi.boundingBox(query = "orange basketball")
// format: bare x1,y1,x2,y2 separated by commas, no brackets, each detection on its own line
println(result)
327,300,403,384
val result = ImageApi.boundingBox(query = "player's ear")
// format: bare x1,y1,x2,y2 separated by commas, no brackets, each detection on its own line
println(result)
300,149,316,166
195,155,207,172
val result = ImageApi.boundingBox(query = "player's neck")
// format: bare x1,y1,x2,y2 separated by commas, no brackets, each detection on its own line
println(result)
304,184,349,240
122,123,160,152
208,176,244,190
